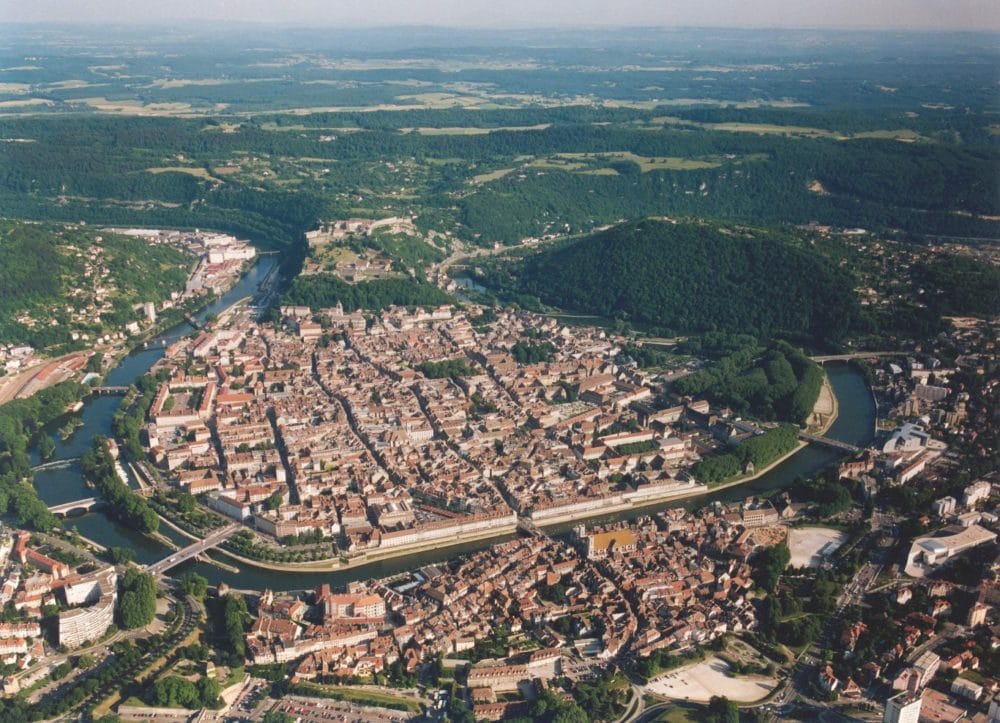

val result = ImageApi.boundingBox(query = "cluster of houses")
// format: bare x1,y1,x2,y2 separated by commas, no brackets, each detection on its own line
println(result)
118,228,255,297
238,498,792,718
576,509,762,658
816,569,1000,722
248,531,634,719
145,306,743,559
0,529,118,695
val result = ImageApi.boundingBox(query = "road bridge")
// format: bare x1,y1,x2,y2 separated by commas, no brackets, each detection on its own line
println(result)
145,524,241,576
810,351,898,363
798,432,860,454
48,497,104,517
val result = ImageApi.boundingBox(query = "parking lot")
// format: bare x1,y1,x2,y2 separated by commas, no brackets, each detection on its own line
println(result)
267,695,412,723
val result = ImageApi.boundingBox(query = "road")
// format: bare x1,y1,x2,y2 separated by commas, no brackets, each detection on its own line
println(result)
22,629,126,703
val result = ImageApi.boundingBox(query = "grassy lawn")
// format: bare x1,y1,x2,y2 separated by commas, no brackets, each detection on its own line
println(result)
556,151,721,171
146,166,219,180
652,703,706,722
852,129,931,142
470,167,516,184
525,157,587,170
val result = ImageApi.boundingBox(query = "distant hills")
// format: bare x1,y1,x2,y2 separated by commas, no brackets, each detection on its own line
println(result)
515,219,861,343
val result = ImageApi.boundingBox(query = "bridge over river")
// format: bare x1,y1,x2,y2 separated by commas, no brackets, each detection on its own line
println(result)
91,386,130,396
810,351,898,363
146,524,242,576
798,432,860,454
48,497,104,517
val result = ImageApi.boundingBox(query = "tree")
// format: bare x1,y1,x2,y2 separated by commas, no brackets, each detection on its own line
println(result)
752,542,791,593
77,653,96,669
118,569,157,629
197,676,221,708
107,546,134,565
179,572,209,600
176,493,196,514
531,689,588,723
149,675,200,708
265,492,283,511
37,434,55,462
220,594,251,665
706,696,739,723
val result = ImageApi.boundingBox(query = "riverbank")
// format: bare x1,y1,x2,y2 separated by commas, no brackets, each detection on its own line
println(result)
706,369,843,490
215,520,519,573
531,483,710,528
809,371,840,437
155,505,518,573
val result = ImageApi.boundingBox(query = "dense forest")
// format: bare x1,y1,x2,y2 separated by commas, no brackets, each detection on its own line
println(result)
673,341,825,425
0,99,995,258
499,220,862,344
911,254,1000,318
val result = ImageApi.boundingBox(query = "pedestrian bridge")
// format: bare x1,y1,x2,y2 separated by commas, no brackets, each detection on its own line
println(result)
798,432,860,454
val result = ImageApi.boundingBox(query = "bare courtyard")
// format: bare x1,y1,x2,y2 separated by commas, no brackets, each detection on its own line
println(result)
645,657,778,702
787,526,847,568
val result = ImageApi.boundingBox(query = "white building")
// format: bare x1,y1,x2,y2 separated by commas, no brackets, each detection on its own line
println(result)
882,423,930,454
884,692,922,723
952,676,983,701
933,497,956,517
963,479,992,509
57,568,117,648
905,524,998,577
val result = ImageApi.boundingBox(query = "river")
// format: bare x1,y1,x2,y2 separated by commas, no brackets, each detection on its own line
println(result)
30,259,876,592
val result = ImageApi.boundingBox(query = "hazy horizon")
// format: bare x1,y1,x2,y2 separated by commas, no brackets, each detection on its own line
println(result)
2,0,998,32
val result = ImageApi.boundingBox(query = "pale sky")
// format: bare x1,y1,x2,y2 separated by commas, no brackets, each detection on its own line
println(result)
1,0,998,31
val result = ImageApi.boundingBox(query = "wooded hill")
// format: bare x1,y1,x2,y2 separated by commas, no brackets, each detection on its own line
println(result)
511,219,862,344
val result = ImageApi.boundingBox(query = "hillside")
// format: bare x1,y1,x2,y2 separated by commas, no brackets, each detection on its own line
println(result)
513,220,861,343
0,221,192,351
